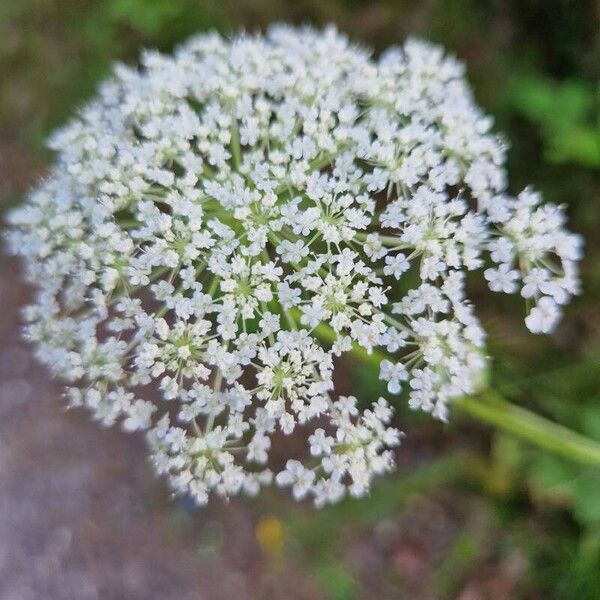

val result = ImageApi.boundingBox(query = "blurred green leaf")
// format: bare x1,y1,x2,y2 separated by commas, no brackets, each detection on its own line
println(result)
510,77,593,132
314,562,358,600
508,75,600,168
547,128,600,167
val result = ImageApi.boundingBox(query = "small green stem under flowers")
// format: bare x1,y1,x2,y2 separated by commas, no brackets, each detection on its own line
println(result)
309,318,600,467
454,393,600,466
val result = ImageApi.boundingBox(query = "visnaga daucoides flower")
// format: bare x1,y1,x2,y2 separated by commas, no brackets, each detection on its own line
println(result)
6,25,582,507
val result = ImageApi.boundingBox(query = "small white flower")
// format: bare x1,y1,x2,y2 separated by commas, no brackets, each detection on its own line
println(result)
122,399,156,432
484,264,520,293
276,460,315,500
308,429,334,456
525,296,561,334
380,360,409,394
521,268,549,299
383,253,410,279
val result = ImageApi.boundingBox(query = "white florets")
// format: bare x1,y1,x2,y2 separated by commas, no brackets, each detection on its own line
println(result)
6,25,582,507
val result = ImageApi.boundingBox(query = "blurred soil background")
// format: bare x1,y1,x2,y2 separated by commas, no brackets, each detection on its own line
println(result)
1,1,599,599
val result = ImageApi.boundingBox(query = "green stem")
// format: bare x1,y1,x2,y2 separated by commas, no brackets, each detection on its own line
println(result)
308,318,600,467
455,392,600,466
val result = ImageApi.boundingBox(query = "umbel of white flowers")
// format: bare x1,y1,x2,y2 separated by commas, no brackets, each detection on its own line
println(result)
7,25,582,507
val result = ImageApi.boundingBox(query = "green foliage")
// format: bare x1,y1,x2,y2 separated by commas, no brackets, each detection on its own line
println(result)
508,75,600,168
517,358,600,527
107,0,225,42
314,562,358,600
530,532,600,600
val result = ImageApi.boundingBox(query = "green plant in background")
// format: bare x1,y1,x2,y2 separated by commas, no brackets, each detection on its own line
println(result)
509,75,600,169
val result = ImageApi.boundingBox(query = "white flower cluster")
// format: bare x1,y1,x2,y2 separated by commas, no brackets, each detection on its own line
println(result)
7,26,582,507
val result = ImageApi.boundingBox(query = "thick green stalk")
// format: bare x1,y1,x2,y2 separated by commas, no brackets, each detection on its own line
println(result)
309,320,600,466
454,393,600,466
